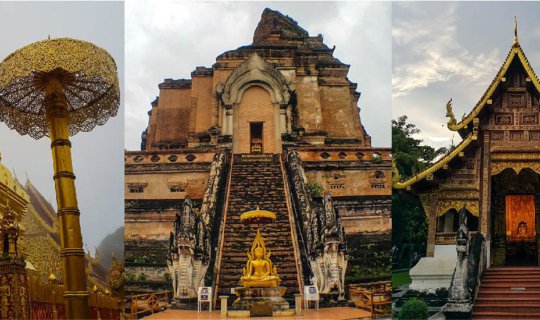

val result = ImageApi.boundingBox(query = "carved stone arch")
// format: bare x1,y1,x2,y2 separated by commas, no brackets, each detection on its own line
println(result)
218,53,291,105
217,53,293,153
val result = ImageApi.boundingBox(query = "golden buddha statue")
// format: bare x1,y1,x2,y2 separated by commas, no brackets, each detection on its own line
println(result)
241,228,281,288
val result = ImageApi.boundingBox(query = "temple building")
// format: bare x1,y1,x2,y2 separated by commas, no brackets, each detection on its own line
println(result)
0,153,30,319
18,179,110,289
0,154,112,290
394,23,540,318
125,8,391,306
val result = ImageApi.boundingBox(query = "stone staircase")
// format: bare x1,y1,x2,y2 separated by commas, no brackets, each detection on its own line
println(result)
472,267,540,319
214,153,301,301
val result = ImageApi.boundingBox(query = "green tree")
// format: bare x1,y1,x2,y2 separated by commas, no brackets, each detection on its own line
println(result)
392,115,447,179
392,116,447,268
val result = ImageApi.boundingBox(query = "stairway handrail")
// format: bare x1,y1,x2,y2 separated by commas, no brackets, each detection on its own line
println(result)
282,151,315,279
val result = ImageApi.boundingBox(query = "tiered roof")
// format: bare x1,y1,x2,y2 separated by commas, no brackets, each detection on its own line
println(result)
394,20,540,190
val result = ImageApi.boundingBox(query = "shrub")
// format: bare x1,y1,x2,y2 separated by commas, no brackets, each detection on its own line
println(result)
125,273,135,282
398,298,428,320
164,272,171,281
137,273,147,281
305,182,324,198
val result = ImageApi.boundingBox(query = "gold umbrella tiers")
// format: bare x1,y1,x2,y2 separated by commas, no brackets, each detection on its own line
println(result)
240,206,277,225
0,37,119,138
0,37,119,319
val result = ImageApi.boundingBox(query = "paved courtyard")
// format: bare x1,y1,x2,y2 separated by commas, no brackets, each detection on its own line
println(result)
144,307,371,319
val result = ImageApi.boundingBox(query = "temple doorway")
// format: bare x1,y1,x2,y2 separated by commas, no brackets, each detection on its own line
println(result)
491,168,540,266
505,195,536,265
250,122,263,153
234,86,280,154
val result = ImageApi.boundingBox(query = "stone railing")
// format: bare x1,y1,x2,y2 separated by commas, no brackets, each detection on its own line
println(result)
285,150,347,297
443,207,487,318
27,274,122,320
466,233,487,303
199,150,228,226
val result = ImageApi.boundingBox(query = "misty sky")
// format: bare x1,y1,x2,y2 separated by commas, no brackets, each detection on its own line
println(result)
0,1,124,252
125,1,392,149
393,2,540,150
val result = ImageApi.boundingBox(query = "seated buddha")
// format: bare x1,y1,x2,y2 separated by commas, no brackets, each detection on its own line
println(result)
516,221,529,239
241,245,281,288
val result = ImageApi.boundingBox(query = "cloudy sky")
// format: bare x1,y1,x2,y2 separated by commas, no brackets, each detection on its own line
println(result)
125,1,391,149
393,2,540,150
0,1,124,252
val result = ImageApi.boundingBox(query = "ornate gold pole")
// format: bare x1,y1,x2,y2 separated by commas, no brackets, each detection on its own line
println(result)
44,80,89,319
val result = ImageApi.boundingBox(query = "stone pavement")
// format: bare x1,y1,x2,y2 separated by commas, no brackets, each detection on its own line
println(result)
143,307,371,319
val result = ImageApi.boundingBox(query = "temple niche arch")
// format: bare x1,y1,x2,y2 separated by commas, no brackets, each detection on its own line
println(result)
216,53,293,154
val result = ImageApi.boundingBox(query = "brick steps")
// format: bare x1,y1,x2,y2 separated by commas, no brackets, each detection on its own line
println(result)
472,267,540,319
472,311,540,319
478,291,540,299
215,154,300,300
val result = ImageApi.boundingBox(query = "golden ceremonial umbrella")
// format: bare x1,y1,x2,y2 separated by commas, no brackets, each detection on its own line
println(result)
0,37,119,319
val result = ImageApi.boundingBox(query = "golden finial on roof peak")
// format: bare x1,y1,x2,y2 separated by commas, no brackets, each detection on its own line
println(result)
514,16,519,45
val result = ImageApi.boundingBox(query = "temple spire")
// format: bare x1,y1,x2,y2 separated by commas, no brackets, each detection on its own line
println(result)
514,16,519,45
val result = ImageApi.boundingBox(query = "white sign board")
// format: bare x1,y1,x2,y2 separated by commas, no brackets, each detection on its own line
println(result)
304,285,319,301
198,287,212,312
303,285,319,310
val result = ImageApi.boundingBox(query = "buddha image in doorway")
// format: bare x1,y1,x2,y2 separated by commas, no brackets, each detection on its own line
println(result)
506,195,536,264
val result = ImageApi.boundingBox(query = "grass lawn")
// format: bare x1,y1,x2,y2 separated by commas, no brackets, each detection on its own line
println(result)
392,270,411,287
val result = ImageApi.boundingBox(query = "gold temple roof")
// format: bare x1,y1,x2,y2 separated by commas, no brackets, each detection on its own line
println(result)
393,131,477,189
0,152,29,202
394,22,540,190
446,26,540,135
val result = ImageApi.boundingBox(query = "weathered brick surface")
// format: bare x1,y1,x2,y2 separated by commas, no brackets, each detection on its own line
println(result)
216,154,300,299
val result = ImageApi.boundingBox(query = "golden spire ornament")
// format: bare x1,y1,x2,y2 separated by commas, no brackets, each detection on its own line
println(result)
0,37,119,319
514,16,519,45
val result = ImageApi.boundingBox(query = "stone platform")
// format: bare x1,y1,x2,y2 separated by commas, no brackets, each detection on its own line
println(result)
232,287,289,316
409,245,457,291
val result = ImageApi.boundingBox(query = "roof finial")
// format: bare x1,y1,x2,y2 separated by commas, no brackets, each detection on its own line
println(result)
514,16,518,45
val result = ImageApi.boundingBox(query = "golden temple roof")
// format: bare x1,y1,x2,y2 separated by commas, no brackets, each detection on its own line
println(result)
446,21,540,134
395,21,539,190
393,131,477,189
0,152,29,201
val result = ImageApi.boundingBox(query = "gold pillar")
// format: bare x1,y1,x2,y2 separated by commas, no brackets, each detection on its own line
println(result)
45,91,89,319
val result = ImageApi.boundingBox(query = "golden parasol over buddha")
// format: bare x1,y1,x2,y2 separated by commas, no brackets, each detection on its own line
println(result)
239,207,281,288
0,37,119,319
